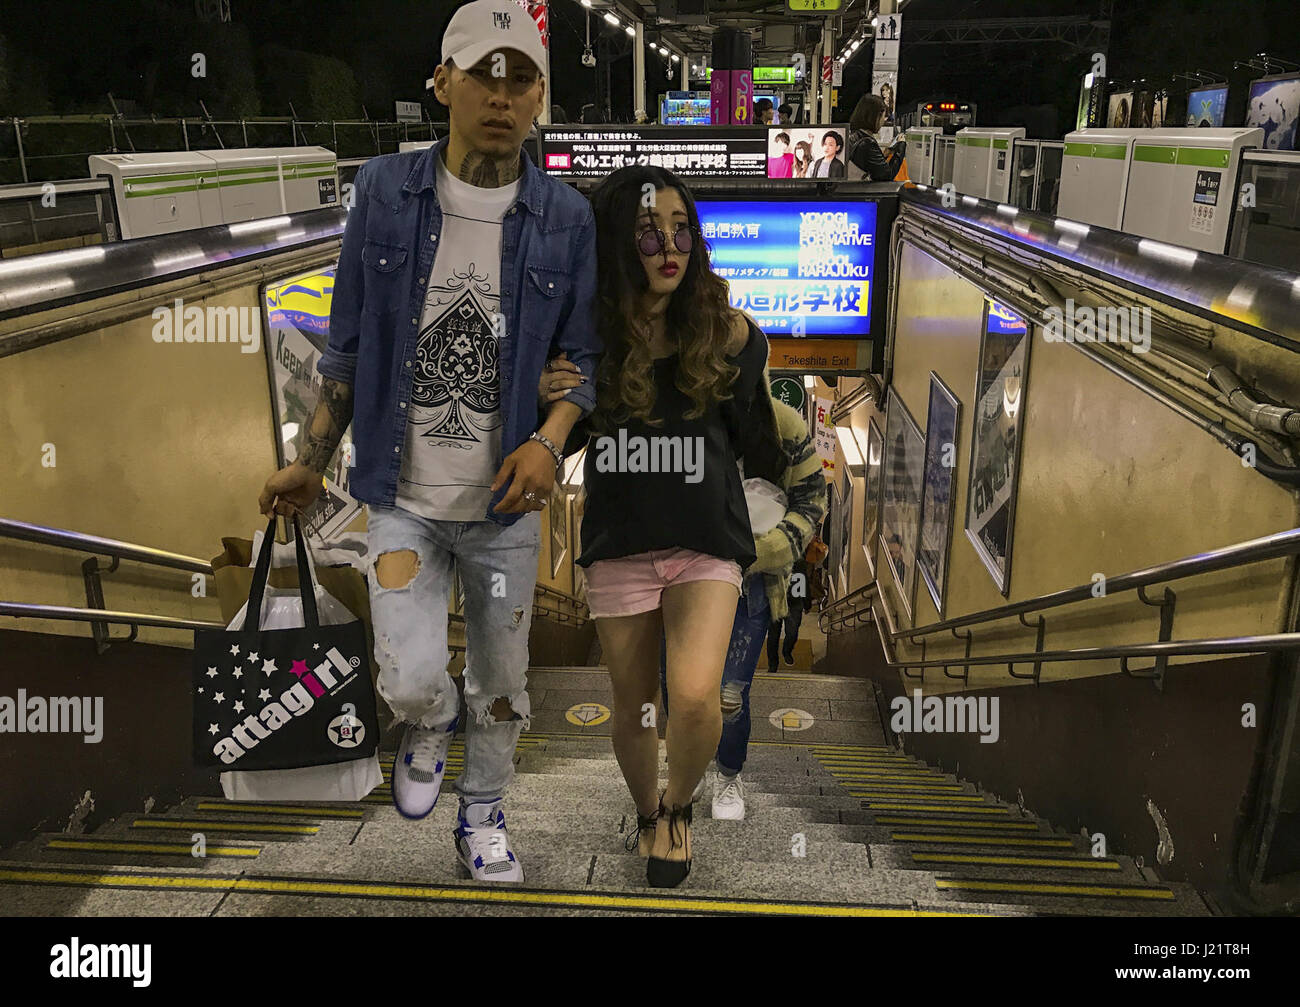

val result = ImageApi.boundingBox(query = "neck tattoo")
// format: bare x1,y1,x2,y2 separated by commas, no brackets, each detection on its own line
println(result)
456,150,521,187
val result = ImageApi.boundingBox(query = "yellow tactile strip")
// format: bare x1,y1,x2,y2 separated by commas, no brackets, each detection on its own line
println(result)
44,839,260,859
0,867,999,917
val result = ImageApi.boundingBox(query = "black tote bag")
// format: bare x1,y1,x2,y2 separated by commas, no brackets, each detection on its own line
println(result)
192,515,379,771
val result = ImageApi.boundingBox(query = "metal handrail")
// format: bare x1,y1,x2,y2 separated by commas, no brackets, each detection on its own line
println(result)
0,602,221,633
891,526,1300,644
819,582,877,634
0,518,212,574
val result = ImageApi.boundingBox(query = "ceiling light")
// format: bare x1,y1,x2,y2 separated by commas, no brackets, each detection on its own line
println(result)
603,11,619,25
625,25,634,35
671,53,680,61
580,0,591,6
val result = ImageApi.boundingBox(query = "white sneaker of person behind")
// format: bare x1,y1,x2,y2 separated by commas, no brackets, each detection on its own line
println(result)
712,772,745,820
455,800,523,882
391,717,457,820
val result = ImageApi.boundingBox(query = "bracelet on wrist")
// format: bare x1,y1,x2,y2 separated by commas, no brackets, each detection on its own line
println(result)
529,431,563,467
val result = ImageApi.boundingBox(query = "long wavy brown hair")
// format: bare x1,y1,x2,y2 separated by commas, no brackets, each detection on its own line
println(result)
587,165,739,428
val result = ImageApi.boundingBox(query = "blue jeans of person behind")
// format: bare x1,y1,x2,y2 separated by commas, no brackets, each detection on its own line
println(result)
659,573,770,776
366,504,541,809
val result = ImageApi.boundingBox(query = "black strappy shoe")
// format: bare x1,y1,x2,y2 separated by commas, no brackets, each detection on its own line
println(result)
625,808,660,856
646,801,692,888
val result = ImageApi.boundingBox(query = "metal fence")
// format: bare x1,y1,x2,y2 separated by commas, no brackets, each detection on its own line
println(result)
0,116,443,185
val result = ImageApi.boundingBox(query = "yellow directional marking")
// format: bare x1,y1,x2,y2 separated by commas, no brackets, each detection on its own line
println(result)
894,833,1074,848
566,702,612,727
935,878,1174,900
45,839,261,858
913,853,1119,870
848,791,979,801
876,817,1038,830
0,868,995,917
130,819,318,835
196,802,364,819
841,783,963,792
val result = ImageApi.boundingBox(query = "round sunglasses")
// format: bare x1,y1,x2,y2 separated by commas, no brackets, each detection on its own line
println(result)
636,224,697,257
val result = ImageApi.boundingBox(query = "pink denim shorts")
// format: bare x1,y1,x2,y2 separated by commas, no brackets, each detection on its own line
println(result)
583,548,743,619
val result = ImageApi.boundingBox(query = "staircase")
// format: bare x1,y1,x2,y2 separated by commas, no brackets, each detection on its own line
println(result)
0,709,1211,916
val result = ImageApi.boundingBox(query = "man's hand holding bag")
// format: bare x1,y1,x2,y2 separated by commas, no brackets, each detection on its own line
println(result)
192,515,379,772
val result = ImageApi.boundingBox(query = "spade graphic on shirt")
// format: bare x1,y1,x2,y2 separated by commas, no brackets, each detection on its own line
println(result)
411,288,500,443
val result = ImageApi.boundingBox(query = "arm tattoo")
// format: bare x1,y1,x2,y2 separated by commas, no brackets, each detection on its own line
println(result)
456,150,522,187
298,377,354,473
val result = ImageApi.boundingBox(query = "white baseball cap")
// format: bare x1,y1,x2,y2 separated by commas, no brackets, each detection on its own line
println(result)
442,0,546,77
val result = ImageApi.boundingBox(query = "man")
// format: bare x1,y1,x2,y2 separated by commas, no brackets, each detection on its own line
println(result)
258,0,598,883
810,130,846,178
777,102,794,125
754,98,774,125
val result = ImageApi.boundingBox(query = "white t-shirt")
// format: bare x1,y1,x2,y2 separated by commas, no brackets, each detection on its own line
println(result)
395,154,520,521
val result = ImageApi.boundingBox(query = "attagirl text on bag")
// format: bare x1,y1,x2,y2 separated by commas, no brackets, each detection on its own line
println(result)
192,515,379,771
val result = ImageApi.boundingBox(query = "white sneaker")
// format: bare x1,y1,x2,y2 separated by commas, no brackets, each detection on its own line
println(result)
391,717,457,820
455,800,524,882
712,772,745,820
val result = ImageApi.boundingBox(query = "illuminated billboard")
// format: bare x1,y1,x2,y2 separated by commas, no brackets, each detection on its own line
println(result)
696,198,877,339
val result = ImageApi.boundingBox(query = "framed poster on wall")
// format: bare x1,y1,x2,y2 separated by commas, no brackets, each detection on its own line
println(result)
260,267,361,542
966,300,1032,595
859,419,884,578
827,480,843,601
879,390,924,620
549,483,569,578
918,373,962,618
838,470,853,596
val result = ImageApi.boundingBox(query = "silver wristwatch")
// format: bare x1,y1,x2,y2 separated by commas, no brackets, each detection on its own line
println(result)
529,431,563,467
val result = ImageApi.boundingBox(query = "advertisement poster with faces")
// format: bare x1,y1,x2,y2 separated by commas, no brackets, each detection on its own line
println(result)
696,198,876,340
262,268,361,542
880,391,924,619
767,126,848,179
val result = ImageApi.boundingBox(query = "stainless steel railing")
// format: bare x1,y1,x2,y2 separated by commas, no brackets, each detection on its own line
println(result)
820,525,1300,688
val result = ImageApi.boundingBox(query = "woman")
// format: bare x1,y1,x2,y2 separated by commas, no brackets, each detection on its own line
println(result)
847,93,906,181
553,165,771,887
767,131,794,178
654,395,826,820
791,140,813,178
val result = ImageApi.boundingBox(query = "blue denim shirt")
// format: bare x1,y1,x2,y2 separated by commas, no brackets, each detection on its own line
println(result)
318,137,599,525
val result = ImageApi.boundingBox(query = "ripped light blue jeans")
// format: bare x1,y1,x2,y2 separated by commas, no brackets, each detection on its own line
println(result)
366,504,540,806
659,573,770,775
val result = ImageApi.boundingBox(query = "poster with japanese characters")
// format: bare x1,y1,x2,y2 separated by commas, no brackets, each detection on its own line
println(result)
695,198,876,339
539,126,769,178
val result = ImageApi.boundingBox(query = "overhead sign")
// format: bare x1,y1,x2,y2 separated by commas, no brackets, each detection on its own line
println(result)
874,12,903,69
539,126,768,179
394,101,421,123
770,339,871,370
786,0,842,12
696,197,877,339
754,66,797,84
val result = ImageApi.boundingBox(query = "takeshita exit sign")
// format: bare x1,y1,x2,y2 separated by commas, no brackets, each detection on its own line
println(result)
785,0,842,12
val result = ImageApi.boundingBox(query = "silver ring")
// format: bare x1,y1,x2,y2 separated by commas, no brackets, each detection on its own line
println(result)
523,491,539,502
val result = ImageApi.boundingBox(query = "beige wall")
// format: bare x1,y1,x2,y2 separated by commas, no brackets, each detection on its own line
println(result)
836,240,1297,692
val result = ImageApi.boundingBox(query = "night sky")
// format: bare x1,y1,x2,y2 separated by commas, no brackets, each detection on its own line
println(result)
1,0,1295,137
